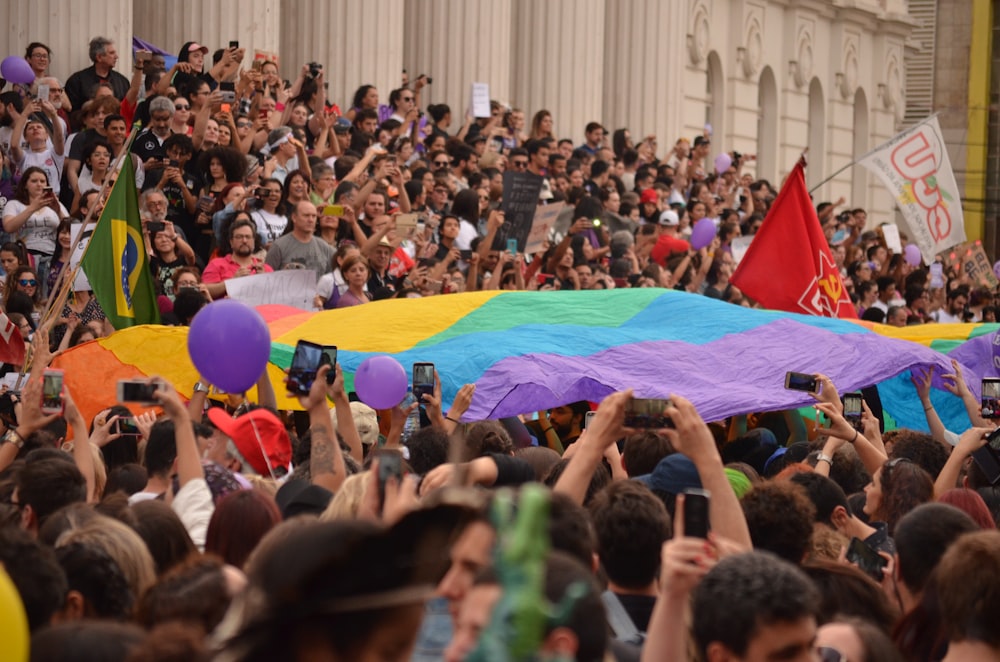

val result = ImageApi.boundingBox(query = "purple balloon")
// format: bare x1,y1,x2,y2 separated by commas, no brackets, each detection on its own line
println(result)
690,218,717,251
904,243,922,267
1,57,35,85
187,300,271,393
714,152,732,174
354,355,408,410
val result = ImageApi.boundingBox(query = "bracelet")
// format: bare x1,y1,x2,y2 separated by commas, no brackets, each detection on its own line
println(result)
542,427,554,433
850,429,859,444
923,403,933,411
445,415,459,423
274,102,286,111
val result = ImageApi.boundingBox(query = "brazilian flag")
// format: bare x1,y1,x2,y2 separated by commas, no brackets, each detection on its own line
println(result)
81,153,160,329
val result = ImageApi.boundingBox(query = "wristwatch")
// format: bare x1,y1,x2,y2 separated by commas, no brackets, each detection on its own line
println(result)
193,381,210,394
2,428,25,450
815,452,833,466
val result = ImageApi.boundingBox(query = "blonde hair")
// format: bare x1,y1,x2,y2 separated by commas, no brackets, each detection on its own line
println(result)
319,472,371,521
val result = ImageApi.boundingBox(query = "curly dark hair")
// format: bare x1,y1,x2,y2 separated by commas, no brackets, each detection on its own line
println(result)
885,429,949,480
742,481,816,564
464,420,513,458
588,480,670,589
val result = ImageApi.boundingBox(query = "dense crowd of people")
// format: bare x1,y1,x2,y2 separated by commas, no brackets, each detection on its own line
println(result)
0,35,998,662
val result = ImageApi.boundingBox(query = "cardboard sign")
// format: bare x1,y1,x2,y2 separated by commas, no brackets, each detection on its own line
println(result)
525,202,565,255
225,269,318,310
471,82,491,118
394,213,419,237
956,240,999,289
493,171,545,251
879,224,903,254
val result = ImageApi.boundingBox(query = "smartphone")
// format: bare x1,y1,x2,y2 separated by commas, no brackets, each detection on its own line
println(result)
416,220,426,235
506,238,518,255
377,451,403,505
168,159,180,168
842,392,864,431
135,51,151,64
147,221,166,235
42,186,54,198
584,411,596,430
113,417,141,437
929,262,944,289
973,445,1000,485
458,249,473,261
412,362,435,404
846,537,888,582
41,369,64,415
982,379,1000,419
785,371,819,393
682,488,711,538
229,40,240,49
624,397,673,429
117,379,161,405
287,340,337,394
36,83,50,100
219,81,236,104
322,204,345,217
988,428,1000,452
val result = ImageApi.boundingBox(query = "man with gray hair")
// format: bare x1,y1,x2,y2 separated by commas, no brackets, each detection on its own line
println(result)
132,96,174,186
65,36,130,110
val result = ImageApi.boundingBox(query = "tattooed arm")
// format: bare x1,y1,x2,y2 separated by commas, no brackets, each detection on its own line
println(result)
298,364,347,493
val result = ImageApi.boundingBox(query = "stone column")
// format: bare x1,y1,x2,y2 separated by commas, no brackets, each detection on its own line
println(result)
510,0,606,144
280,0,405,113
403,0,513,120
0,0,133,85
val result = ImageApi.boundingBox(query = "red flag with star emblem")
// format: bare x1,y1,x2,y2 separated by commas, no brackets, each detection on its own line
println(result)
731,160,856,319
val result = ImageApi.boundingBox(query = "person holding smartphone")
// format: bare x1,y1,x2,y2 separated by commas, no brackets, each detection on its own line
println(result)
2,167,68,297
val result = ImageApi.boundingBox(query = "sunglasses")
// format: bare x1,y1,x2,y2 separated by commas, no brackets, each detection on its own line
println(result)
174,104,190,110
19,279,37,287
434,160,450,167
511,160,529,168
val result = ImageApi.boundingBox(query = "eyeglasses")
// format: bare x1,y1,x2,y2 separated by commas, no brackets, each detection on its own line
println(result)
236,120,253,128
174,104,190,110
231,234,255,241
19,279,37,287
434,160,450,167
401,96,414,102
511,160,529,169
30,52,49,60
433,188,449,194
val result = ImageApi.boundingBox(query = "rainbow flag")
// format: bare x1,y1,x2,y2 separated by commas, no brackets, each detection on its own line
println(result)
52,289,991,432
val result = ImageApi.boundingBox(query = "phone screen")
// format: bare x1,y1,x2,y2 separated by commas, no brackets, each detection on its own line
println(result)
846,537,887,581
287,341,324,395
843,393,863,420
682,488,711,538
377,452,403,504
785,371,818,393
321,346,337,384
987,428,1000,452
115,417,141,436
118,380,160,403
41,370,63,413
982,379,1000,419
412,362,434,402
624,398,673,429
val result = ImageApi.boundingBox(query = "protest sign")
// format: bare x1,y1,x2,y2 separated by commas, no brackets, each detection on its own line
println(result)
471,83,491,118
493,171,545,251
525,202,565,255
225,269,318,310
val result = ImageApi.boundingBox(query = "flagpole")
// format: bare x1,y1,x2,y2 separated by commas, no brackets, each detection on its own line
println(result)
30,125,143,371
807,112,942,195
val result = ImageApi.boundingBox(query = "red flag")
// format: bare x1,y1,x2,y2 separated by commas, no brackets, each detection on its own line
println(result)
0,312,26,365
731,160,856,319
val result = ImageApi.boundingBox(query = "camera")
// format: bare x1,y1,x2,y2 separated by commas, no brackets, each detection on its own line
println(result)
307,62,322,79
419,73,433,85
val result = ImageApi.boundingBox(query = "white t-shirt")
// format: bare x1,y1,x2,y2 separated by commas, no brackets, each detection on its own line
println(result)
3,199,67,254
251,209,288,245
18,150,64,195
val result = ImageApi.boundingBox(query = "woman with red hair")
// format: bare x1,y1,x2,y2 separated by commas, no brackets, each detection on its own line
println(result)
204,489,281,569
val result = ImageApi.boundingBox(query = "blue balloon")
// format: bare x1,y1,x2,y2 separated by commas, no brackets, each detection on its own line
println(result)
187,300,271,393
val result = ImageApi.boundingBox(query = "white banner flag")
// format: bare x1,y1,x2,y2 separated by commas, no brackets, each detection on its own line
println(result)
857,116,965,262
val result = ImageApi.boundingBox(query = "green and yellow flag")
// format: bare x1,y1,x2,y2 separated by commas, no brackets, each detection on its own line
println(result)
81,153,160,329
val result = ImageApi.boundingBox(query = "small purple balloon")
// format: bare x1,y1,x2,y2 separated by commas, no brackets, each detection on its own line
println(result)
690,218,717,251
1,56,35,85
187,300,271,393
354,355,408,410
714,152,732,175
904,243,922,267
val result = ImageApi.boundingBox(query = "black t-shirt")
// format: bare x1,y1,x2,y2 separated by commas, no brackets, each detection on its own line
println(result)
131,129,168,170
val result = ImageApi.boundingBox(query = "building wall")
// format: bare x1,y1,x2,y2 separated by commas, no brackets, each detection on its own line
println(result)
0,0,915,224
